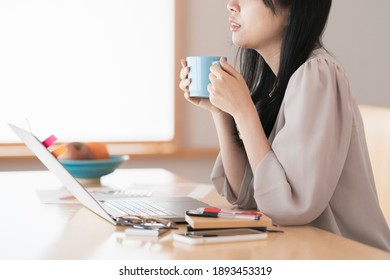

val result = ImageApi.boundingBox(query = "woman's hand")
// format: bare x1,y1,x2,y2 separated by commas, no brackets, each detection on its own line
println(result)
179,59,221,114
208,58,254,119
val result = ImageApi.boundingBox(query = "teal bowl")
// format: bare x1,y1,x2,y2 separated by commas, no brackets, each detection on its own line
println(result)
59,155,129,179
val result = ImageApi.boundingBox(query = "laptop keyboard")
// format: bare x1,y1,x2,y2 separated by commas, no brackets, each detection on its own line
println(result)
103,199,174,217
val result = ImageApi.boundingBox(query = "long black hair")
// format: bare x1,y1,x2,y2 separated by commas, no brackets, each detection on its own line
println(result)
238,0,332,137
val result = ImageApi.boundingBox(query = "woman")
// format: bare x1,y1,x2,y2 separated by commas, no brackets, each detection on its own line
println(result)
179,0,390,251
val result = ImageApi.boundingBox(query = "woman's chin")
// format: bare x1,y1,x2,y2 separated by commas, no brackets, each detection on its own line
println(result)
232,39,244,48
231,36,249,49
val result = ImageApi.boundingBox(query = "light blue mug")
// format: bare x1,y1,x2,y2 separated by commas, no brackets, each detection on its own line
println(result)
186,56,225,98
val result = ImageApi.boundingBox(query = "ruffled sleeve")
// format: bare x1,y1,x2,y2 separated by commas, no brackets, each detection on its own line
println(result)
211,153,258,209
253,56,353,225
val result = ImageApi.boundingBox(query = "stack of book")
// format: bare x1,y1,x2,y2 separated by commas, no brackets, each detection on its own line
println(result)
185,208,272,231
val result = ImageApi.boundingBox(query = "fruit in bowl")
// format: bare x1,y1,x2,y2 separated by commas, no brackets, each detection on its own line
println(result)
57,142,93,160
86,142,110,160
58,141,110,161
57,142,128,179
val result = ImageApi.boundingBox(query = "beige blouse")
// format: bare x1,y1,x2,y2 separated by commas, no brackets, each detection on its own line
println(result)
211,48,390,252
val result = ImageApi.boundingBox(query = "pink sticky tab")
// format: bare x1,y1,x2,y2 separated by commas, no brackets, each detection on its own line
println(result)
42,135,57,148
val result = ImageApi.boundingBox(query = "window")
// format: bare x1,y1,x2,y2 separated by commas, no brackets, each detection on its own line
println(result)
0,0,175,144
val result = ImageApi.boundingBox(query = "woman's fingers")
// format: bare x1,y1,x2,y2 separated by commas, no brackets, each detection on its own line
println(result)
179,58,191,91
180,66,189,80
183,90,191,100
180,59,189,79
207,83,214,95
209,58,237,80
219,57,240,78
180,58,187,68
179,78,191,91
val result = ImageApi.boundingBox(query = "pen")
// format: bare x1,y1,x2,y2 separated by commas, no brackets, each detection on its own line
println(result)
214,212,260,220
189,209,261,220
197,208,262,219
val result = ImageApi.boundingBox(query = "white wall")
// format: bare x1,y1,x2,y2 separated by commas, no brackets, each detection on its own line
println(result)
323,0,390,106
2,0,390,184
176,0,231,150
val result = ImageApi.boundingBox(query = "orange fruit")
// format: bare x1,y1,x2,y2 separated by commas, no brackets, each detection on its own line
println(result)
85,142,110,160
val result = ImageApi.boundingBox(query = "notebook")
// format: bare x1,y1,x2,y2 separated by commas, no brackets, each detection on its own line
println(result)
9,123,210,225
185,213,273,229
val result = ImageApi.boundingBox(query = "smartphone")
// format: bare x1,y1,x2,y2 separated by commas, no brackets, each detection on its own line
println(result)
173,228,267,245
125,227,169,237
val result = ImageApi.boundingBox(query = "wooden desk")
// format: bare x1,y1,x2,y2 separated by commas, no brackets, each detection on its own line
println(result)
0,169,389,260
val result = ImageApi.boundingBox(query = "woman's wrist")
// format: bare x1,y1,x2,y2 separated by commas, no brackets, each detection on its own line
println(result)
212,110,237,137
233,102,258,128
211,109,231,120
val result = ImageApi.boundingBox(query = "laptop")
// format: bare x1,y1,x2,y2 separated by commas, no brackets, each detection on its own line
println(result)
9,123,210,225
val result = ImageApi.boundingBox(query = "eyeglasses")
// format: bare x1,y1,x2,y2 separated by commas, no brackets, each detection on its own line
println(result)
116,214,178,229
